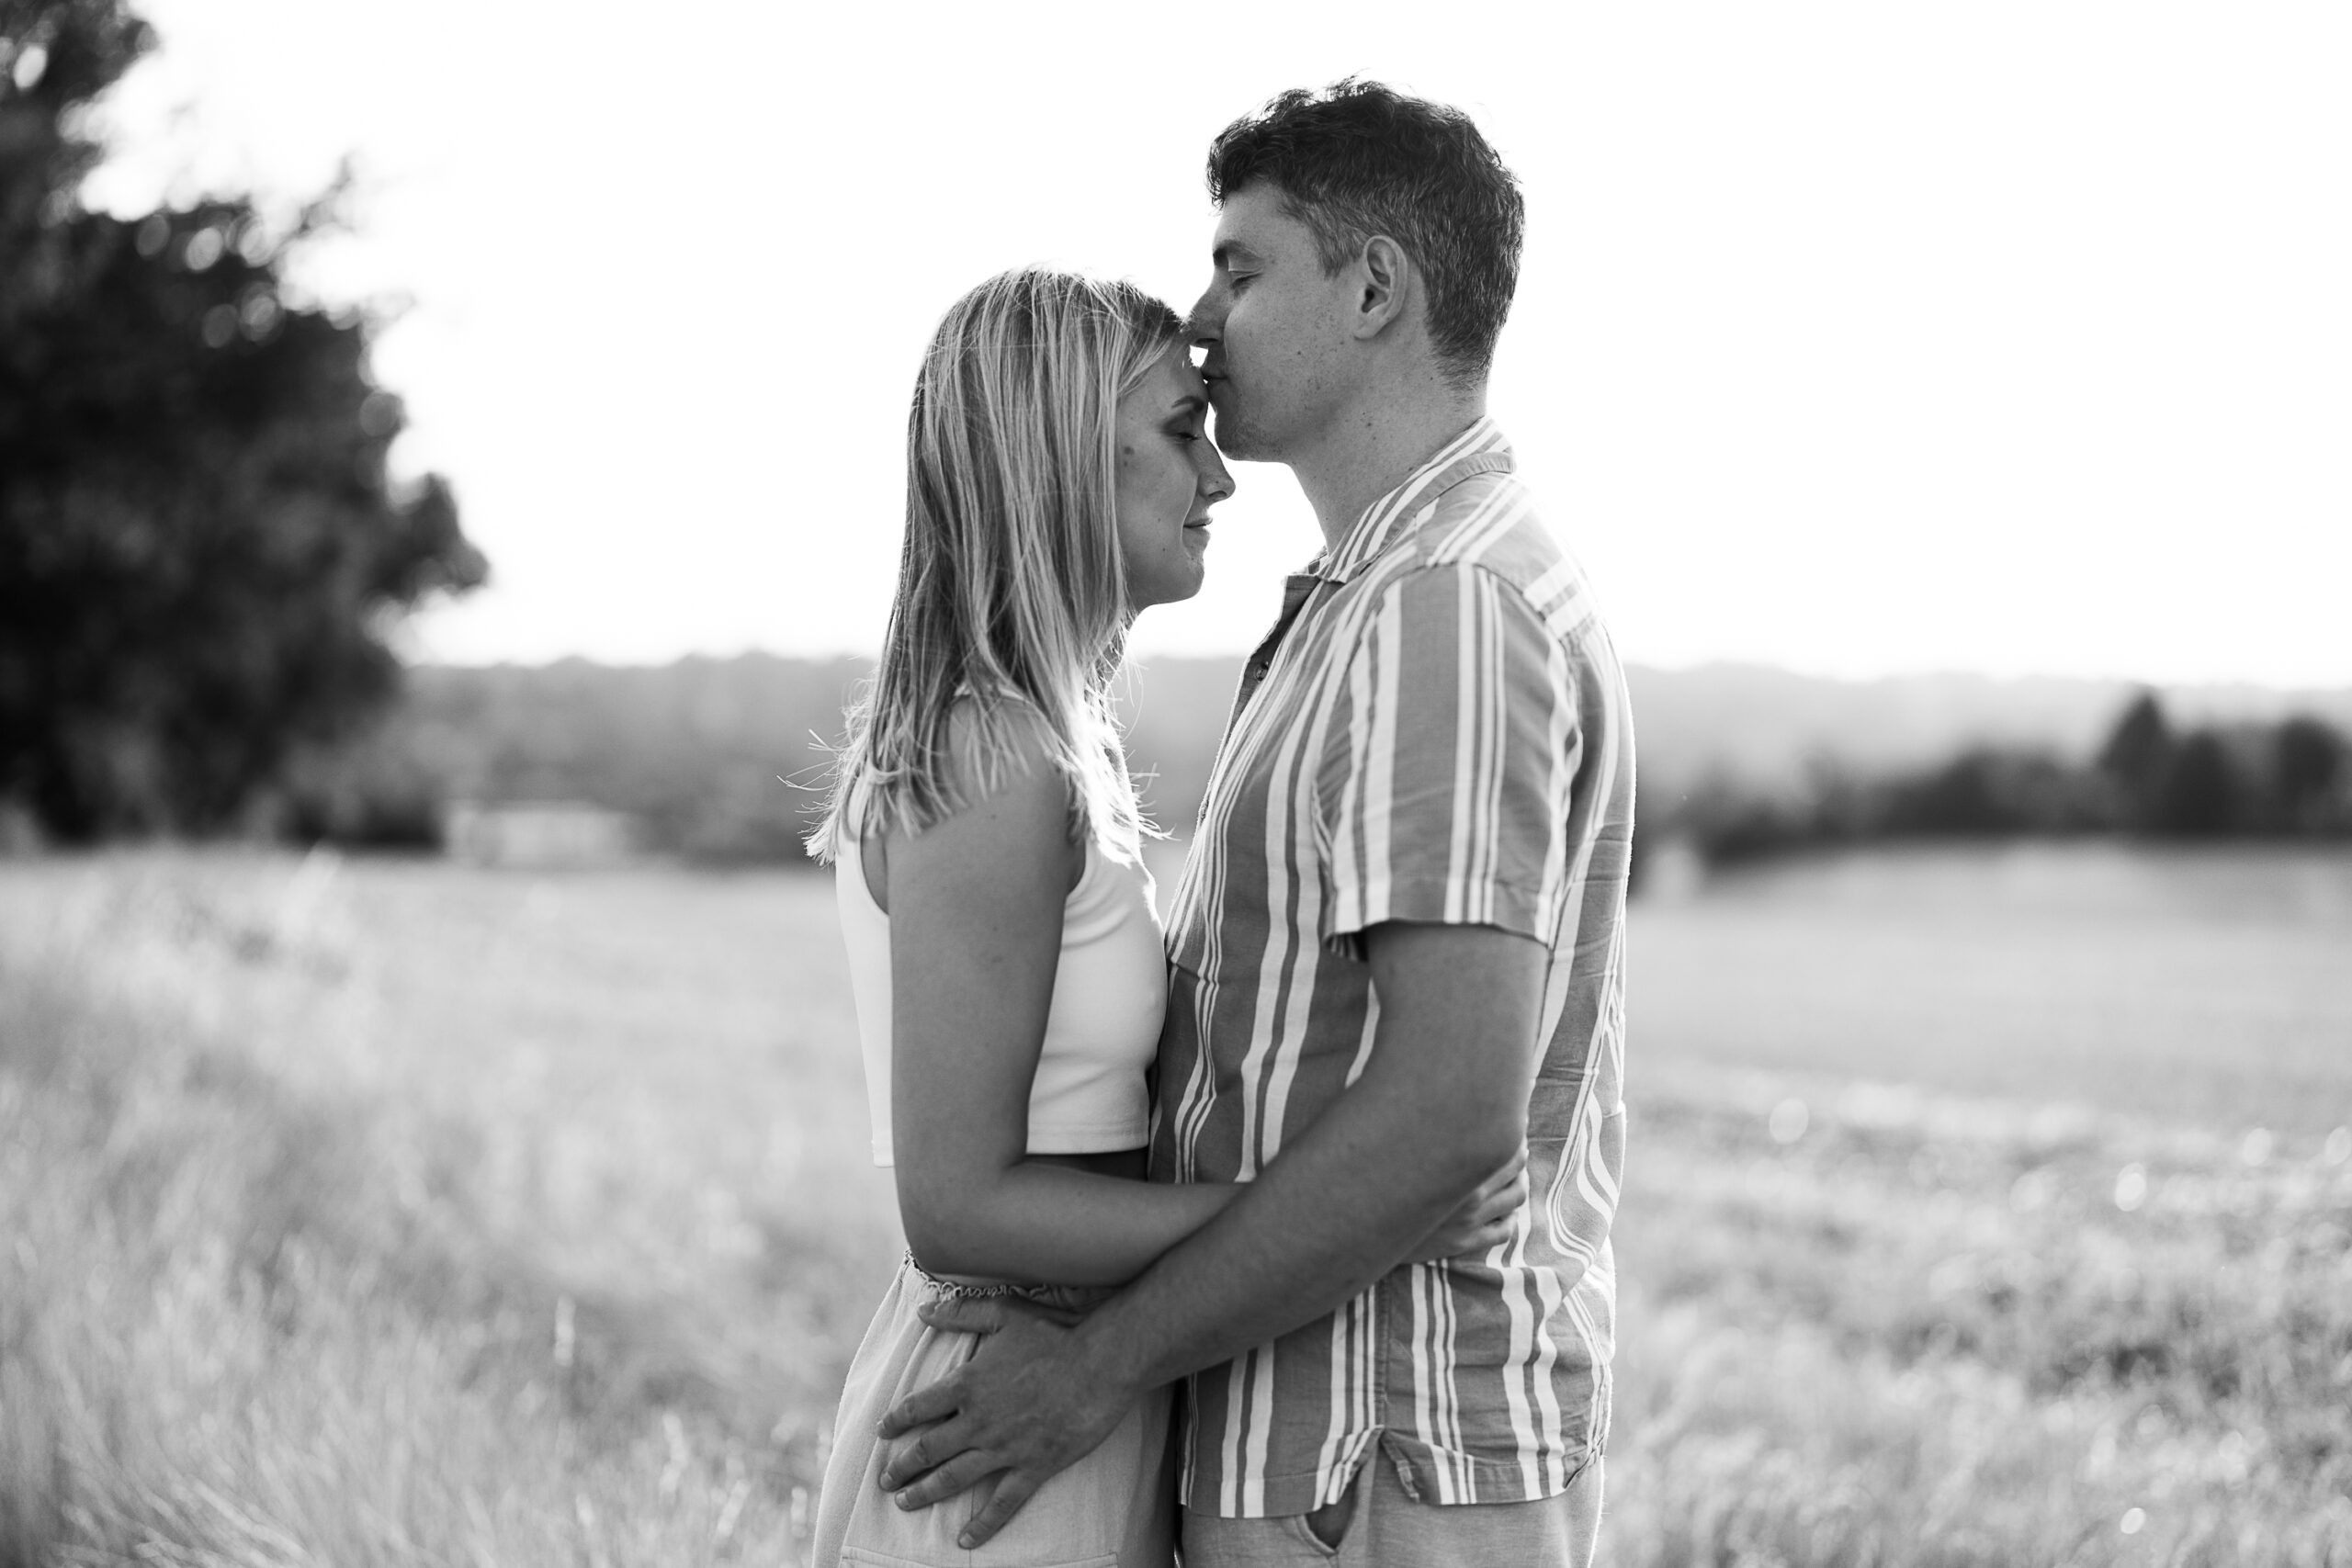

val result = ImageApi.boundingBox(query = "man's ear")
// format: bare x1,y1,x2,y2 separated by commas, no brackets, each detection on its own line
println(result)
1350,235,1411,341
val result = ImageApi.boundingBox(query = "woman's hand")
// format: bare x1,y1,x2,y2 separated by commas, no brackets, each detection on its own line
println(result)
1407,1146,1529,1263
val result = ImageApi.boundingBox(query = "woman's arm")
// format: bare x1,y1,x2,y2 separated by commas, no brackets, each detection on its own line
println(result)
883,710,1532,1288
883,713,1232,1288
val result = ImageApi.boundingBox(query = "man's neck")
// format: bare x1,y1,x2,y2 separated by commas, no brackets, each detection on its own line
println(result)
1288,378,1489,554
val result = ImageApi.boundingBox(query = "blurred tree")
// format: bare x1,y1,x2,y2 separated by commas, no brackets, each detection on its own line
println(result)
2150,730,2239,838
0,0,484,840
1880,747,2091,837
2272,716,2344,832
2094,689,2172,829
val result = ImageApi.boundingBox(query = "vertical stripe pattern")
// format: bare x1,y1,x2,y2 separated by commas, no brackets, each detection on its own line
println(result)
1149,419,1637,1517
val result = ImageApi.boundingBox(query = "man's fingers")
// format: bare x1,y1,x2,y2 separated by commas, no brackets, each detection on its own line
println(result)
877,1372,964,1440
889,1448,1003,1515
880,1297,1014,1438
914,1296,1005,1337
955,1468,1044,1549
878,1416,957,1491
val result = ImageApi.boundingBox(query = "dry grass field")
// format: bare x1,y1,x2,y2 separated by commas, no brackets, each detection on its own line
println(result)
2,844,2348,1567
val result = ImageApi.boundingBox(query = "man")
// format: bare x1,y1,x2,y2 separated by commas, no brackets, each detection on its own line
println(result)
878,80,1635,1565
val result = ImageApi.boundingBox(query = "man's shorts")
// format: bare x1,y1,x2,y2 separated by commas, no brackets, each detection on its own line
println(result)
1181,1450,1602,1568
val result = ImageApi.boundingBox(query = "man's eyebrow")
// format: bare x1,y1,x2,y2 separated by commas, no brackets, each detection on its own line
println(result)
1211,241,1262,269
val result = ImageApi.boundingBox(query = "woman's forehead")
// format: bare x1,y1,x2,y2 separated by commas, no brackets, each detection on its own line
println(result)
1140,342,1205,403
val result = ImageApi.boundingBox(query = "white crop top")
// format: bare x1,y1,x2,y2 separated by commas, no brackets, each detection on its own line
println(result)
834,813,1166,1168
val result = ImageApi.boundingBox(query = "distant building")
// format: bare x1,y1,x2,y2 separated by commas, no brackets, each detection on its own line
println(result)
442,799,641,868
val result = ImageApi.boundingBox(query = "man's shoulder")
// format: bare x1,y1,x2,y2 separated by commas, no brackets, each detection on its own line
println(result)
1389,470,1609,646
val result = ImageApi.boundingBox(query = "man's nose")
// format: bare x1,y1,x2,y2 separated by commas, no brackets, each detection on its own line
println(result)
1185,295,1221,344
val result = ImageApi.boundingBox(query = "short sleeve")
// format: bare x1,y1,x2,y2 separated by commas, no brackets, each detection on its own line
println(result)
1317,563,1583,955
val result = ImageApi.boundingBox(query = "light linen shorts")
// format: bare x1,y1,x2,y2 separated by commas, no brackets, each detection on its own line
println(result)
810,1255,1175,1568
1182,1450,1603,1568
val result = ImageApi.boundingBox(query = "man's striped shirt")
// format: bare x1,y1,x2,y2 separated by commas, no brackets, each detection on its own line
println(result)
1150,417,1635,1517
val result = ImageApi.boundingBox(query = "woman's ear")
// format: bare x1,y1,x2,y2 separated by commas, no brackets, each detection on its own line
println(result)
1351,235,1411,340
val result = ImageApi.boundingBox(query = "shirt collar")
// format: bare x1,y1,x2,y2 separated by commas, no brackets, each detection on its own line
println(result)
1309,415,1517,583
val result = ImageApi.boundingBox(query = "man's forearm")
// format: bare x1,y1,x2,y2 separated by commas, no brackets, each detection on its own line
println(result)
1074,1065,1507,1394
871,925,1545,1547
1077,922,1544,1392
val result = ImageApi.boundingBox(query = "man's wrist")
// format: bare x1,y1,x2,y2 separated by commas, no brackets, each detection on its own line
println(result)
1071,1288,1164,1402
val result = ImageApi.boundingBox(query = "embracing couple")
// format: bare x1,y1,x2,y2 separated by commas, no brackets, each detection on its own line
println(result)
810,80,1634,1568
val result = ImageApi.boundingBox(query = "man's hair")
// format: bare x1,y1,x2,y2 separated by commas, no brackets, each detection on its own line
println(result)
1207,79,1524,386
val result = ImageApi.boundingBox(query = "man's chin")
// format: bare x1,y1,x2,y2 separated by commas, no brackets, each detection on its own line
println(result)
1210,413,1271,464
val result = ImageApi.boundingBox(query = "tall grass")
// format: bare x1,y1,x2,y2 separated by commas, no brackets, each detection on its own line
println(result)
3,849,2348,1567
1605,1071,2352,1565
0,856,857,1567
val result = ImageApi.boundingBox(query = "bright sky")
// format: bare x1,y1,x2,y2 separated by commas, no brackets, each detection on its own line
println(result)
80,0,2352,686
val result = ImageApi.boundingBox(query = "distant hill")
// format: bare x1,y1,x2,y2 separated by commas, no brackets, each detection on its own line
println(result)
290,654,866,859
300,653,2352,861
1624,665,2352,800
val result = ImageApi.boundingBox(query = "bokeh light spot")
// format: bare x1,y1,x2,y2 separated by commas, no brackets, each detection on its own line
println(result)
239,288,281,339
359,391,402,439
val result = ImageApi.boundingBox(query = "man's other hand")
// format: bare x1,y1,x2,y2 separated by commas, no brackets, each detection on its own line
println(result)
876,1294,1141,1549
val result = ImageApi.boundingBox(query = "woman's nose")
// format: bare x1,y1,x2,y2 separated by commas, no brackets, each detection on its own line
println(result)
1198,447,1236,502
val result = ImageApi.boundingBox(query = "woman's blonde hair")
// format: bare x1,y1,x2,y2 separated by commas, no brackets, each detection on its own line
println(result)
809,267,1186,863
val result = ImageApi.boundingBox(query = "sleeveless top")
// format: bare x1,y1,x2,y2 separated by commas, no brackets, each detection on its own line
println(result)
834,801,1166,1168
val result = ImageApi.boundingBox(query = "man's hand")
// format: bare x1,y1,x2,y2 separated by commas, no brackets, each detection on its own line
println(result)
876,1295,1143,1549
872,1147,1525,1550
1407,1145,1527,1264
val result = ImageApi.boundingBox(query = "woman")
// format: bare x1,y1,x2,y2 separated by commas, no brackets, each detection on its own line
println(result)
808,269,1520,1568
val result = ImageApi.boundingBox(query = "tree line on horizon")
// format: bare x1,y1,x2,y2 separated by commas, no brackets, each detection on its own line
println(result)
246,665,2352,870
10,592,2350,861
1651,690,2352,867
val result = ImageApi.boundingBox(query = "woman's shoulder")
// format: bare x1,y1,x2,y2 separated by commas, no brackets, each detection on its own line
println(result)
938,688,1067,804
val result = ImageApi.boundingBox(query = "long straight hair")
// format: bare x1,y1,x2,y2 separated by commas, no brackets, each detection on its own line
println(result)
809,268,1185,863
